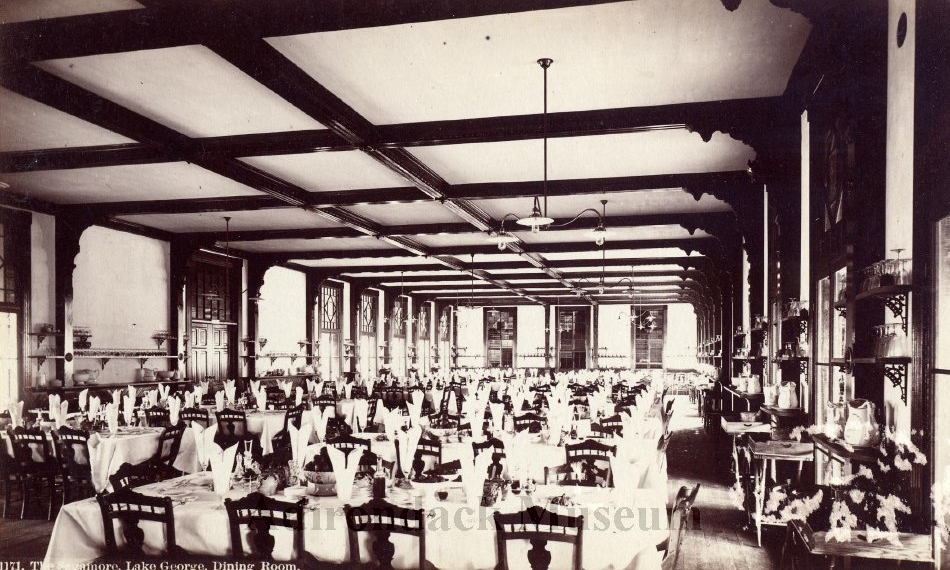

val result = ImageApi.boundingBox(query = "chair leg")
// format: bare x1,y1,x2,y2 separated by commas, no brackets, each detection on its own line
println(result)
47,476,56,520
20,479,28,519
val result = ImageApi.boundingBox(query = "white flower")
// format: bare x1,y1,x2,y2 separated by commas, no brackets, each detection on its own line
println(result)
848,489,866,504
894,455,912,471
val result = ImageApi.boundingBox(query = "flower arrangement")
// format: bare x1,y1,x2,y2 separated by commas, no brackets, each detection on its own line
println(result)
824,428,926,544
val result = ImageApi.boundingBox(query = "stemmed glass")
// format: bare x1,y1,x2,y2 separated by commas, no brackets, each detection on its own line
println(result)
892,249,912,286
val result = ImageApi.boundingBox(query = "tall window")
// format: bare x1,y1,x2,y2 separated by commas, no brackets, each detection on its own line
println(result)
359,292,377,379
0,212,26,411
416,303,430,372
557,307,589,370
319,285,341,380
390,297,407,377
485,307,516,368
631,305,666,369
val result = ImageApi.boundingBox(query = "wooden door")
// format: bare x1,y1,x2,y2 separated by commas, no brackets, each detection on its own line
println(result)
190,322,232,383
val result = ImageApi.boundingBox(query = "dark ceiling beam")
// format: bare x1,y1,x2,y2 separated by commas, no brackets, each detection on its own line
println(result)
408,279,698,291
330,255,715,274
268,237,722,260
185,211,738,242
0,0,632,64
374,269,710,284
0,144,178,173
447,171,752,201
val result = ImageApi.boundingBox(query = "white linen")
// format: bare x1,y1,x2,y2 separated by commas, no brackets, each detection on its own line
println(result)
168,396,181,426
310,408,331,442
326,445,363,501
209,442,238,495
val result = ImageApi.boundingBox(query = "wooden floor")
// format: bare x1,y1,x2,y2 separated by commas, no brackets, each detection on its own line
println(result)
0,396,786,568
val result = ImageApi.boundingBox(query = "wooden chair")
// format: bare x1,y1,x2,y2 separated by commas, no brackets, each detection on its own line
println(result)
546,439,616,487
143,406,171,428
53,426,94,503
427,411,461,429
149,423,186,480
327,433,372,455
472,437,506,479
225,492,307,560
493,505,583,570
0,440,22,518
357,450,395,477
282,403,307,431
179,407,210,428
8,427,60,519
97,486,182,559
344,497,426,570
215,409,249,447
513,412,545,433
594,413,624,437
313,394,337,411
657,489,692,570
110,461,160,491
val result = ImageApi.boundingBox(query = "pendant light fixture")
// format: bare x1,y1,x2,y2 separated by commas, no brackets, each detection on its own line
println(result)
490,59,609,250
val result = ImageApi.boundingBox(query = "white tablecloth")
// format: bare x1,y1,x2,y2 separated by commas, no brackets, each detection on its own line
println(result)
45,472,667,570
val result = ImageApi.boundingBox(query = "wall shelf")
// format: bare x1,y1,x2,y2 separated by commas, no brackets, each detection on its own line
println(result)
811,434,877,465
855,284,911,332
69,349,176,368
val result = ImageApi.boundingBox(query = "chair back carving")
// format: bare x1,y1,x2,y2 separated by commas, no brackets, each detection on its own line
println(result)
472,437,506,479
151,424,186,475
54,426,92,480
493,505,583,570
180,407,210,428
144,406,170,428
283,403,307,431
9,427,55,470
328,433,372,455
514,412,545,433
344,498,426,570
225,492,305,560
97,486,177,557
215,409,248,444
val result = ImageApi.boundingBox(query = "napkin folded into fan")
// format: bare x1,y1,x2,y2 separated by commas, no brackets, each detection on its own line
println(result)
326,444,364,500
208,442,239,495
587,391,609,420
382,407,406,442
158,383,171,402
489,402,505,432
405,399,422,427
295,386,304,406
351,398,369,432
254,386,268,411
458,445,493,506
395,426,422,478
142,390,158,409
429,387,444,412
278,380,293,399
215,391,226,412
289,423,319,467
167,396,182,426
250,380,261,397
110,389,123,407
191,423,218,469
48,395,68,428
307,378,324,396
87,396,102,423
78,389,89,412
309,408,332,442
511,390,528,415
123,395,136,427
497,430,532,480
335,378,346,397
7,401,23,428
104,403,120,436
224,380,236,405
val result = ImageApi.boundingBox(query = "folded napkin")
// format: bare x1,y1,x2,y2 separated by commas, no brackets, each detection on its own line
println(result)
489,402,505,432
294,386,303,407
429,387,444,412
224,380,236,405
289,423,317,467
458,445,493,506
307,378,324,396
610,455,647,495
78,389,89,412
466,401,487,441
259,420,273,456
111,389,123,407
168,396,181,426
250,380,261,397
255,387,267,411
158,383,170,402
127,385,137,401
446,389,458,413
215,391,225,412
48,393,61,415
105,403,119,436
87,396,101,423
144,390,158,409
511,389,528,415
383,408,405,442
279,379,293,399
363,377,376,395
309,408,331,442
405,400,422,428
209,442,238,495
191,423,218,469
396,426,422,478
51,400,70,429
326,444,364,500
352,398,369,432
184,392,195,409
123,395,136,426
335,378,345,398
194,384,204,403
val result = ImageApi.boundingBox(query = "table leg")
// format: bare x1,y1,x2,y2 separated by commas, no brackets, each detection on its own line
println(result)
755,457,767,547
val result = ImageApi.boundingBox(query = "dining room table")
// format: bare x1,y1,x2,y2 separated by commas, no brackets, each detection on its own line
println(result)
44,470,669,570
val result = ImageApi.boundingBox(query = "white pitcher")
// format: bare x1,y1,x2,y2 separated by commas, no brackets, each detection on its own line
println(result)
777,381,799,409
844,399,880,447
745,375,762,394
825,401,848,439
733,377,747,392
763,383,779,406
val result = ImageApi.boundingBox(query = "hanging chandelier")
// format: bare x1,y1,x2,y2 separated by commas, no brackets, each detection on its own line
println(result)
616,268,658,331
489,59,609,250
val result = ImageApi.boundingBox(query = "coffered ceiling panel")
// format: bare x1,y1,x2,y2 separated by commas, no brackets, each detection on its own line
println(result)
117,208,343,233
543,248,701,260
560,264,687,274
0,88,136,152
408,131,754,184
413,233,496,249
0,0,142,24
35,46,326,138
346,201,469,226
266,0,809,124
0,162,260,204
239,151,410,192
292,256,442,268
516,226,711,245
